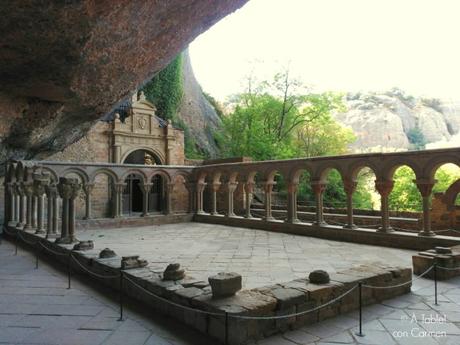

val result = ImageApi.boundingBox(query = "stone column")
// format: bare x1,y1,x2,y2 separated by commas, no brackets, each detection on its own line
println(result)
196,182,207,214
225,182,238,217
53,196,59,235
375,179,394,233
45,183,58,238
6,182,15,224
56,177,80,244
113,183,125,218
23,182,34,231
165,183,174,215
415,179,436,237
33,173,49,235
16,184,26,227
263,182,275,221
140,183,152,217
244,182,254,219
343,179,358,229
82,183,94,220
286,182,300,224
210,182,221,215
32,196,37,229
185,182,196,214
311,181,327,226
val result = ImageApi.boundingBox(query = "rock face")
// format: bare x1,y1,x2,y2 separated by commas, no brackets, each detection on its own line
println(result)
0,0,247,171
336,89,460,151
177,50,221,157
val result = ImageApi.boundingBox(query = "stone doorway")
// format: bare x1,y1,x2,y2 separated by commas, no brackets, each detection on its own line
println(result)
149,175,164,213
123,174,143,215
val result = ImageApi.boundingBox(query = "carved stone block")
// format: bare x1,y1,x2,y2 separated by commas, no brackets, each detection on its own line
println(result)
163,263,185,281
99,248,117,259
73,240,94,251
208,272,242,298
121,255,148,269
309,270,330,284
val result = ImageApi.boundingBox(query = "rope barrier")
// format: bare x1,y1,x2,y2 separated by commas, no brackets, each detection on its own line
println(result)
436,265,460,271
363,265,434,289
16,230,41,246
70,254,120,279
38,240,69,257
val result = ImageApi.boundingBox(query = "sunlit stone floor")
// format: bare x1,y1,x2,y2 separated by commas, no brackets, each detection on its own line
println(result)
77,222,415,289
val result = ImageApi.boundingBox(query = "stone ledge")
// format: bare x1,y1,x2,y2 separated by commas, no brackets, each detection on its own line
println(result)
6,226,412,345
195,214,460,251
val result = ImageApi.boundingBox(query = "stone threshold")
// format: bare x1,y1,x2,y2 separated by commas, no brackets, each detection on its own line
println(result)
5,226,413,345
194,214,460,251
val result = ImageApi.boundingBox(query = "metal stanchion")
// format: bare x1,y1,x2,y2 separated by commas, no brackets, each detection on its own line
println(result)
225,311,229,345
118,270,124,321
434,262,438,306
67,252,72,289
15,231,18,255
35,244,39,269
355,282,364,337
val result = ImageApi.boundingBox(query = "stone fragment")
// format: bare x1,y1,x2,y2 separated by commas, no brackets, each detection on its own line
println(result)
121,255,148,270
163,263,185,281
309,270,330,284
435,246,452,254
99,248,117,259
73,240,94,251
208,272,242,298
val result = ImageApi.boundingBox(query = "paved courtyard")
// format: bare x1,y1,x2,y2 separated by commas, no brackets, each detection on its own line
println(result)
78,222,415,289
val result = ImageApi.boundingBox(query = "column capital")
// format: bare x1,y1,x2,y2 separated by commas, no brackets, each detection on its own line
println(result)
167,182,175,192
58,177,81,200
114,182,126,193
226,181,238,192
287,182,299,193
196,181,207,193
211,182,221,192
343,179,358,195
82,183,95,195
23,182,35,197
374,179,394,197
140,183,153,194
414,178,437,197
311,181,327,194
33,174,50,197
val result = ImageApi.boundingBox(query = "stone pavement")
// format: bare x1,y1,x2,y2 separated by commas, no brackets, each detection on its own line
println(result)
77,223,415,289
0,239,213,345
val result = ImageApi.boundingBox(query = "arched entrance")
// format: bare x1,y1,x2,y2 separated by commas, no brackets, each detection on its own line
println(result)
123,149,162,165
121,149,164,215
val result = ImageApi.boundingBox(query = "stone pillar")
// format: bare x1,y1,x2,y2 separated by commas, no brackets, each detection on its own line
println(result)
225,182,238,217
53,196,59,235
343,179,358,229
32,196,38,229
263,182,275,221
140,183,152,217
210,182,221,215
16,184,26,227
415,179,436,237
82,183,94,220
286,182,300,224
45,183,58,238
14,188,20,224
184,183,196,214
311,181,327,226
33,172,49,234
113,183,125,218
196,182,206,214
375,179,394,233
23,182,34,231
56,177,80,244
165,183,174,215
244,182,254,219
6,182,15,224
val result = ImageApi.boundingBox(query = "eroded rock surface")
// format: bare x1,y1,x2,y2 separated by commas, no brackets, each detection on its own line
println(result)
0,0,247,170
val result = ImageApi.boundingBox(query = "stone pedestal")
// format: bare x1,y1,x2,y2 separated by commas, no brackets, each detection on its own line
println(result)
412,245,460,280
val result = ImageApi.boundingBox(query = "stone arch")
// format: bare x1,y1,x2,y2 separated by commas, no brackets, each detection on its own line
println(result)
442,179,460,211
288,166,314,184
34,166,59,183
346,161,379,181
89,168,118,184
425,155,460,180
120,169,147,185
61,167,89,184
121,147,165,165
381,158,422,181
148,169,172,184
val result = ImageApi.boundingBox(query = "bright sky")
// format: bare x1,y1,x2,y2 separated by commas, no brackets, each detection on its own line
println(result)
189,0,460,101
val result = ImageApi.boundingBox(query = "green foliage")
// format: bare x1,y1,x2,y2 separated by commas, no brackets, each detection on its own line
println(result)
142,54,183,121
407,127,426,150
203,92,224,119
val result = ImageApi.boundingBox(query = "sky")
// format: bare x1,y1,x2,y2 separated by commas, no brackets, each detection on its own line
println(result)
189,0,460,101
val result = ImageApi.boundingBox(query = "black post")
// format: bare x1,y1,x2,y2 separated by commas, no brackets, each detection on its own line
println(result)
118,270,124,321
35,245,39,269
355,282,364,337
434,262,438,306
225,311,229,345
15,231,18,255
67,252,72,289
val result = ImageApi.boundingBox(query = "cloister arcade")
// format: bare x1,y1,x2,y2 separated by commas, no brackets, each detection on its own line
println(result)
4,147,460,247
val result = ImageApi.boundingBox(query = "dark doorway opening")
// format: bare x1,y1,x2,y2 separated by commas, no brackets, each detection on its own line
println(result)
123,149,162,165
149,175,164,212
123,174,143,215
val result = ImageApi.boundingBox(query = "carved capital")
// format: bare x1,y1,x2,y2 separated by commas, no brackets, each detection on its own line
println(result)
263,182,274,194
244,182,255,193
33,172,50,197
226,181,238,193
196,181,207,193
211,182,221,192
374,180,394,197
140,183,153,194
114,183,126,194
82,183,95,196
414,179,437,198
311,181,327,195
45,183,58,198
343,179,358,195
23,182,35,197
287,182,299,194
58,177,80,200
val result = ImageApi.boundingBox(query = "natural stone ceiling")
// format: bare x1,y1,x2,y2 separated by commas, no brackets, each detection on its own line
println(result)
0,0,248,166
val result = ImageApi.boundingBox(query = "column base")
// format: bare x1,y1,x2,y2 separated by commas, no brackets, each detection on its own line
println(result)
263,216,275,222
313,221,328,227
418,231,436,237
377,226,394,233
211,212,220,216
285,218,301,224
45,233,59,239
343,224,358,230
55,236,78,245
35,228,46,235
24,225,34,232
244,214,254,219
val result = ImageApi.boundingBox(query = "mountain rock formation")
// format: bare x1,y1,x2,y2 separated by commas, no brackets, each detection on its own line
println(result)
0,0,247,171
336,89,460,151
177,51,221,158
